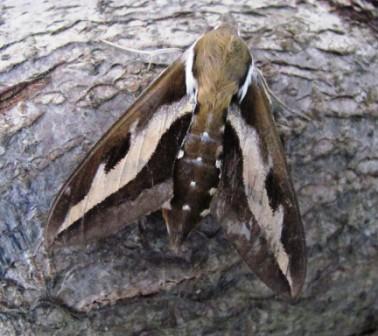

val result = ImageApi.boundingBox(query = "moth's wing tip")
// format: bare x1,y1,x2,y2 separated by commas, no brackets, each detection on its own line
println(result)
44,221,58,250
288,237,307,298
290,284,304,299
290,267,307,299
44,203,64,249
267,274,305,299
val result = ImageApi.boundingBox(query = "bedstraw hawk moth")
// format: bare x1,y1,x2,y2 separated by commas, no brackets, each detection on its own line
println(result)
46,22,306,298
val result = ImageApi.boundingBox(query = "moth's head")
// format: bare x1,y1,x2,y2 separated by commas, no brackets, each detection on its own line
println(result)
215,14,239,36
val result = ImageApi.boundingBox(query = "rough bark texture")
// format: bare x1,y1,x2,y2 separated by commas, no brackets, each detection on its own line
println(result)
1,1,377,335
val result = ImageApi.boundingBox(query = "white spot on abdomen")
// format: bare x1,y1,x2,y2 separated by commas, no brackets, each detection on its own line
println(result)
202,131,209,139
209,188,217,196
182,204,191,211
200,209,210,217
177,150,184,159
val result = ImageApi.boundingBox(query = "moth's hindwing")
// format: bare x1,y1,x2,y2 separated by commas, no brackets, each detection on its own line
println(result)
212,71,306,298
46,60,193,247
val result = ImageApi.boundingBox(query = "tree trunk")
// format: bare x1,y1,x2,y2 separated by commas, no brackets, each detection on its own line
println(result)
0,1,377,335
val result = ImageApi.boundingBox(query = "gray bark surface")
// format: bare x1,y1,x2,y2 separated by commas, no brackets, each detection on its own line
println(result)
0,1,377,335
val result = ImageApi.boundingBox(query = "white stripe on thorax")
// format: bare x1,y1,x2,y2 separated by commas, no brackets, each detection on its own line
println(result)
237,60,254,103
184,36,201,100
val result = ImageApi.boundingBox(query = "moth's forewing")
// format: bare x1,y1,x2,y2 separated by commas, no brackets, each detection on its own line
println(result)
212,72,306,297
46,60,193,247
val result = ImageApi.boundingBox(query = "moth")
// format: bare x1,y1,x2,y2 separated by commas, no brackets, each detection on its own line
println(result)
46,23,306,298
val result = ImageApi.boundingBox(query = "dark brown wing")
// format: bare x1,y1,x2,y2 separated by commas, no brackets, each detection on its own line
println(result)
46,59,193,247
212,71,306,298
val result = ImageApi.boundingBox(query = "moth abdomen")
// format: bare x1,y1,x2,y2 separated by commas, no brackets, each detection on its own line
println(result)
163,109,226,247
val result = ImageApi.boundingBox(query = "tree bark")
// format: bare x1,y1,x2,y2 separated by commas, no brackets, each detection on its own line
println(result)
0,1,377,335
